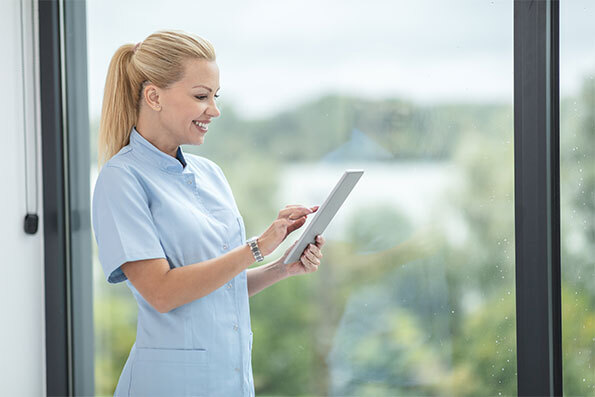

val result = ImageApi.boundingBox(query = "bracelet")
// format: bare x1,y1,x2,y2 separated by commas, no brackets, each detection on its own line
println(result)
246,236,264,262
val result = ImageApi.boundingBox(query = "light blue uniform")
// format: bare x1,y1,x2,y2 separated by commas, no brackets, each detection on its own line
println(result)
92,127,254,396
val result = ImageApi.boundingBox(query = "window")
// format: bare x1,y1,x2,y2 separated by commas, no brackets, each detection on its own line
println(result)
83,1,516,395
560,0,595,394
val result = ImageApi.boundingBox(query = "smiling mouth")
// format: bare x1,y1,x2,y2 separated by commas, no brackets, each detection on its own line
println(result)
193,120,209,132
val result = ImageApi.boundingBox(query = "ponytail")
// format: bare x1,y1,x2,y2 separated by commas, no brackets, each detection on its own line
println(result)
98,44,140,166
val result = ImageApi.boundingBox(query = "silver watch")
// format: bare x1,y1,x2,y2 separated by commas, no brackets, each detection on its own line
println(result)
246,236,264,262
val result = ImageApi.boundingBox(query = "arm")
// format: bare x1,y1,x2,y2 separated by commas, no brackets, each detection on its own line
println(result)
122,205,316,313
246,258,288,297
121,244,254,313
247,235,325,297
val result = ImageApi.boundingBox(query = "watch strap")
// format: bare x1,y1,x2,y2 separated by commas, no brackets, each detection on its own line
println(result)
247,236,264,262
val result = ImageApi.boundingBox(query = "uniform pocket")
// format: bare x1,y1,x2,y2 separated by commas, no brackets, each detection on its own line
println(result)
130,347,208,397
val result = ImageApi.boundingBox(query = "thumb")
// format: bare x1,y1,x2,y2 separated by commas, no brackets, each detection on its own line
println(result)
284,240,298,255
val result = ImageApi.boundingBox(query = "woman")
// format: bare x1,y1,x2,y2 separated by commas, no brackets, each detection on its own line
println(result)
92,30,325,396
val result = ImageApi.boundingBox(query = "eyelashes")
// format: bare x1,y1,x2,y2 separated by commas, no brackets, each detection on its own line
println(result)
195,94,220,100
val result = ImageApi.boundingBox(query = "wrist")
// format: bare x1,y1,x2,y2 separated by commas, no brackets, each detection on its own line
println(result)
270,258,290,280
247,236,265,262
256,235,273,257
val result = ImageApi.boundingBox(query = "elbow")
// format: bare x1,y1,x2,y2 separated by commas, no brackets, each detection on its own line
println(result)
153,300,172,314
149,291,175,314
143,270,179,313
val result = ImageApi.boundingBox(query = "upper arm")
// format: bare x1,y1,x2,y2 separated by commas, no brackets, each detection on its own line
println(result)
121,258,172,313
92,165,166,284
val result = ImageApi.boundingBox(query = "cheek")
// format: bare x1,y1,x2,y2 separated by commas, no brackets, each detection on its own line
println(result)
184,102,206,119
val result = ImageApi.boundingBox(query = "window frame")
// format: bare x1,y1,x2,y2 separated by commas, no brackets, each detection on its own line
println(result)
40,0,564,395
39,0,93,395
513,0,563,395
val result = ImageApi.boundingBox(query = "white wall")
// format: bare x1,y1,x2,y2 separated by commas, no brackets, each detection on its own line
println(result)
0,0,46,395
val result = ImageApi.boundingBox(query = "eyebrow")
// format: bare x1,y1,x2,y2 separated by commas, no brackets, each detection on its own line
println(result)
192,84,219,92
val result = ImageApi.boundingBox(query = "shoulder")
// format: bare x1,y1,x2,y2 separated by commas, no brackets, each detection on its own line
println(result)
101,145,136,172
94,150,147,202
96,145,147,184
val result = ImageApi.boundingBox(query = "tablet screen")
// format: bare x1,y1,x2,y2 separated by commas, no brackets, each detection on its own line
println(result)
283,169,364,264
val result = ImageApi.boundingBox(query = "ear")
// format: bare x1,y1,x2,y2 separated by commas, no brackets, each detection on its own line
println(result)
143,83,162,111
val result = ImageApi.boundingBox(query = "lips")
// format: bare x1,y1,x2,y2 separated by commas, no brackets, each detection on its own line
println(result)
192,120,209,132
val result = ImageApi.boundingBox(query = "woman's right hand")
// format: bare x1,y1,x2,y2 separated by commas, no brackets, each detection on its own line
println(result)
257,205,319,256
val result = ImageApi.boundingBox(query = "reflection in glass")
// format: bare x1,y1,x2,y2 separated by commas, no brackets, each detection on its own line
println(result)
88,1,517,395
561,1,595,395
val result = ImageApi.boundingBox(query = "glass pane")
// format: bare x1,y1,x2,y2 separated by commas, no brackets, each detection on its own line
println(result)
87,0,516,395
560,1,595,395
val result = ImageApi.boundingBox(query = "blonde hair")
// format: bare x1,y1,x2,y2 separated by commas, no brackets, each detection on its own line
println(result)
98,30,216,165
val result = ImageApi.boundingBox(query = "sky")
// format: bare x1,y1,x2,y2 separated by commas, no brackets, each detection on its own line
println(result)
86,0,595,120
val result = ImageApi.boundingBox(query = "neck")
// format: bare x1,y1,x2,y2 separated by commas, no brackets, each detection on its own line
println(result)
136,108,178,157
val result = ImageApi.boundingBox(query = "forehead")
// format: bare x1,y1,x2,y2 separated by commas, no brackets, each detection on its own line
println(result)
177,59,219,88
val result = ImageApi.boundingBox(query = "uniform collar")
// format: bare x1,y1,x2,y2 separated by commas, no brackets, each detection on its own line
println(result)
130,127,187,173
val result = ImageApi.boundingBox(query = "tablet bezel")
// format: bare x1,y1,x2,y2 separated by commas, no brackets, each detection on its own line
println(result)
283,169,364,264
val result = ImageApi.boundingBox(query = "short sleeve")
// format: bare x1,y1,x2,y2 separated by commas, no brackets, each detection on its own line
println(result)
92,165,166,283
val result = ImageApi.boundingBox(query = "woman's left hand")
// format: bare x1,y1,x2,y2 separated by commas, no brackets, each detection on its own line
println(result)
281,235,325,277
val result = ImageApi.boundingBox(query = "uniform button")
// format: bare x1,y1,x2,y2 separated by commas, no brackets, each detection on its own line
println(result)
233,325,239,331
187,180,192,185
226,283,232,289
222,244,229,250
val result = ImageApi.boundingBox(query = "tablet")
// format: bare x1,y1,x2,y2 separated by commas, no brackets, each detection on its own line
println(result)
283,169,364,264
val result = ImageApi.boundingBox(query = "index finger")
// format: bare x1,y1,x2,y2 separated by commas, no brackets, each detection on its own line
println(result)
279,206,313,220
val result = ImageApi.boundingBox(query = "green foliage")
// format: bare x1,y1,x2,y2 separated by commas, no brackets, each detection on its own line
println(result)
346,204,413,254
449,289,517,396
93,85,593,396
249,274,322,395
560,74,595,397
94,277,137,396
561,284,595,396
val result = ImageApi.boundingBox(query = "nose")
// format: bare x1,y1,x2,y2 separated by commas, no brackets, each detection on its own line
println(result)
206,99,221,118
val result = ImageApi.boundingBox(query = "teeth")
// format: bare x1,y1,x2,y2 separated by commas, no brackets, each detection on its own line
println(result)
193,121,208,129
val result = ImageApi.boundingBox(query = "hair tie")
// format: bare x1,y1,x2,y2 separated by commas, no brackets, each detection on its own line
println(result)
133,42,141,53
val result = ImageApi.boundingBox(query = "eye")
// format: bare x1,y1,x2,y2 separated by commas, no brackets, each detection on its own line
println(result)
194,94,220,101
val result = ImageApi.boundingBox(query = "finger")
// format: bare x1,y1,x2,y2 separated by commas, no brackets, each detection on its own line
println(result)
315,235,326,248
307,243,322,259
304,248,320,265
288,210,312,220
302,255,319,272
300,254,316,271
287,217,307,234
279,206,313,220
285,204,318,211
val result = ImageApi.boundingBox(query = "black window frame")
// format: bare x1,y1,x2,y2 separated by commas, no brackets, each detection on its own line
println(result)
40,0,93,395
514,0,563,395
40,0,563,395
